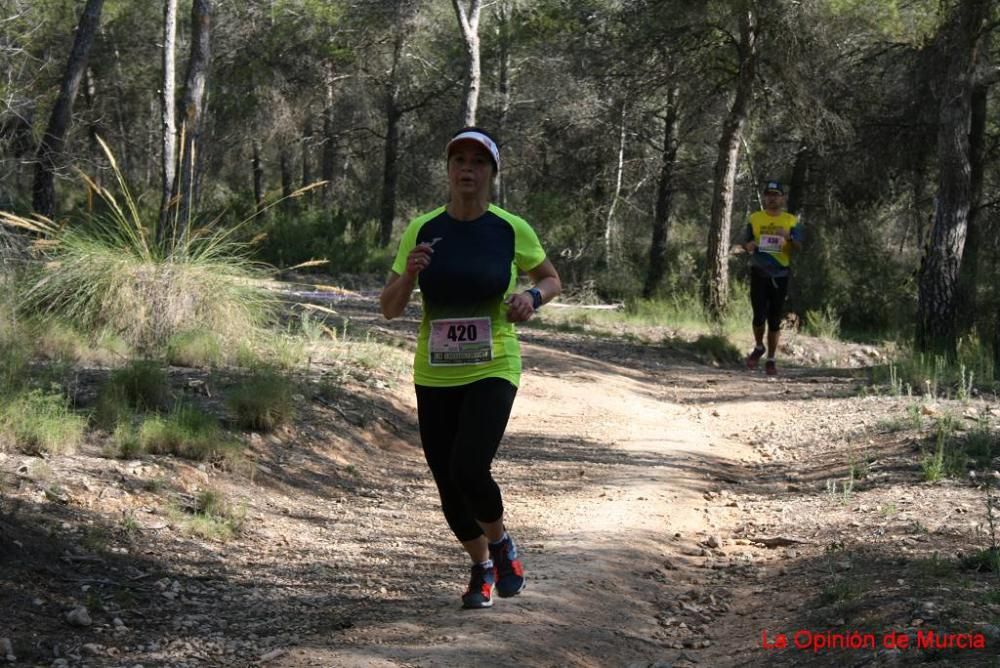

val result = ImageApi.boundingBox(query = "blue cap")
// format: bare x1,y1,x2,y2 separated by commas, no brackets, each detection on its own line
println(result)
763,181,784,194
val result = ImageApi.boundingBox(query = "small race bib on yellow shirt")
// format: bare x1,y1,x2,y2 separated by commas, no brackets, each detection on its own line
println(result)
759,234,784,253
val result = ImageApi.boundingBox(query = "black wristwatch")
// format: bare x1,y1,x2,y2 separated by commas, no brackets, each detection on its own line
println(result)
527,287,543,310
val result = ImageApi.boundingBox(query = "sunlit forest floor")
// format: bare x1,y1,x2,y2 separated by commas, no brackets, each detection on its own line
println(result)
1,284,999,667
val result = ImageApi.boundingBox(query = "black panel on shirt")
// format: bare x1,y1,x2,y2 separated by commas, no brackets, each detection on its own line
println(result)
416,211,515,312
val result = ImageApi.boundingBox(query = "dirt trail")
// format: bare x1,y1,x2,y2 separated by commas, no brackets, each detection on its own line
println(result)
284,331,766,667
4,295,998,668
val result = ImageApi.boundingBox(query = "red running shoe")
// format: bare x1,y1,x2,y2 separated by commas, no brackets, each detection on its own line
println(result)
461,562,495,609
489,534,526,598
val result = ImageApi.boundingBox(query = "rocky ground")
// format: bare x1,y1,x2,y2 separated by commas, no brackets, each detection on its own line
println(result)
1,289,999,667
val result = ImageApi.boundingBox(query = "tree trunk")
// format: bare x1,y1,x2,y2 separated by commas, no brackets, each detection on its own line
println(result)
955,83,987,332
82,68,106,186
703,6,756,321
452,0,482,127
158,0,178,241
378,23,405,248
643,86,680,299
495,0,512,207
279,145,293,211
379,104,401,248
301,114,313,192
603,97,627,267
995,308,1000,380
31,0,105,219
786,143,809,217
916,0,990,355
322,64,337,208
172,0,211,238
252,140,264,214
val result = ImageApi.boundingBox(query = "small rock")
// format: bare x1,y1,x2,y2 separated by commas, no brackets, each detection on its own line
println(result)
65,606,92,627
1,637,14,662
835,560,852,572
705,535,722,549
260,648,286,662
81,643,103,656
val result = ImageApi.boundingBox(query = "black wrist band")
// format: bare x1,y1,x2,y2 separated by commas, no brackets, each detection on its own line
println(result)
527,287,543,310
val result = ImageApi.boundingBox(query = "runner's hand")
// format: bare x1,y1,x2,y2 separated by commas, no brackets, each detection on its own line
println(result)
405,244,434,278
505,292,535,323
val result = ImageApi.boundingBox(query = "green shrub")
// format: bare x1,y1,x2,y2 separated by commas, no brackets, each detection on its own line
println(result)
875,338,995,398
804,305,841,339
0,138,276,352
0,390,86,454
166,329,223,368
227,370,296,432
105,421,142,459
106,360,169,412
32,319,88,362
0,336,30,394
92,384,132,432
252,208,392,275
171,488,246,541
140,404,232,460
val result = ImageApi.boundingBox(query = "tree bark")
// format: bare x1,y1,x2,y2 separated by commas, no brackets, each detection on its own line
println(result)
322,64,337,208
703,5,756,321
643,85,680,299
172,0,211,238
955,82,987,331
495,0,512,207
301,114,313,191
452,0,482,127
786,143,809,217
603,97,627,267
252,140,264,214
159,0,179,241
916,0,990,355
379,103,401,248
378,21,405,248
31,0,105,219
279,145,293,211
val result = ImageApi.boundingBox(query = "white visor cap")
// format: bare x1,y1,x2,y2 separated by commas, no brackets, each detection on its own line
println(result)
446,131,500,172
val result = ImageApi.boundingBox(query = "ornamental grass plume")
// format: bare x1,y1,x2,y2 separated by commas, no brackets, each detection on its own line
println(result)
0,137,327,353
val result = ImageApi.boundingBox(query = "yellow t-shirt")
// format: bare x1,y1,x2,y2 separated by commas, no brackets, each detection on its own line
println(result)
749,210,799,269
390,204,547,388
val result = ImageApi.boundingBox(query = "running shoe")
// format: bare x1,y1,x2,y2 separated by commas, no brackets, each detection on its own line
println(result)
765,359,777,377
461,562,495,609
489,534,526,598
746,346,766,370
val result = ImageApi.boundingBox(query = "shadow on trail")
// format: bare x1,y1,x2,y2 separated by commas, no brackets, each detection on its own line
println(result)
499,431,751,497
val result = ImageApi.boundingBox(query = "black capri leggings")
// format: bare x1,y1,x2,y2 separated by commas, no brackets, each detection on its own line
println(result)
415,377,517,543
750,268,790,331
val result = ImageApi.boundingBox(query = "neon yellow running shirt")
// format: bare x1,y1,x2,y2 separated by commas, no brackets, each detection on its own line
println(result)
391,204,547,388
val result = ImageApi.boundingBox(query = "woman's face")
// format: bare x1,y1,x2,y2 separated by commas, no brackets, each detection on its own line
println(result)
447,141,494,198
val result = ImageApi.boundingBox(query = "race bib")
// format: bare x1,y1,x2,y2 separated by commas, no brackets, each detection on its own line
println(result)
429,317,492,366
759,234,784,253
